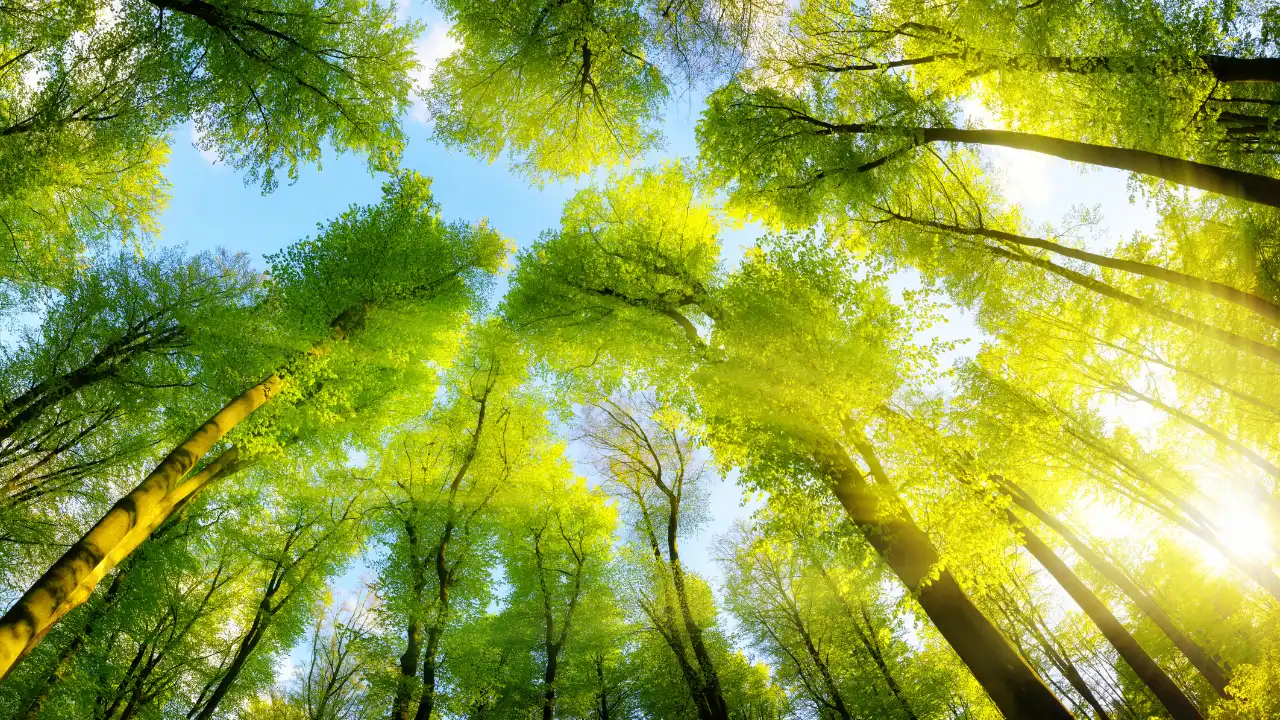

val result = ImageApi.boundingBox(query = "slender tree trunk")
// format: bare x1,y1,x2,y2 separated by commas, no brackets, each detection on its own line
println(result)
0,306,366,681
1011,512,1203,720
821,440,1074,720
911,127,1280,208
808,37,1280,85
882,210,1280,328
1001,479,1231,696
414,625,443,720
101,639,151,720
979,242,1280,369
391,521,427,720
595,656,610,720
813,564,918,720
995,595,1113,720
190,604,272,720
851,604,919,720
0,325,182,444
543,642,560,720
790,609,853,720
186,558,280,717
666,515,729,720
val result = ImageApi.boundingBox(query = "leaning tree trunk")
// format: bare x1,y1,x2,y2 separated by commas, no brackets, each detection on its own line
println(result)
819,441,1075,720
808,113,1280,207
883,211,1280,328
1000,479,1231,697
1010,512,1203,720
912,127,1280,208
0,306,366,681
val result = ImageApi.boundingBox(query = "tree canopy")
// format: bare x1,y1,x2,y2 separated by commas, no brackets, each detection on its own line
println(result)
1,0,1279,718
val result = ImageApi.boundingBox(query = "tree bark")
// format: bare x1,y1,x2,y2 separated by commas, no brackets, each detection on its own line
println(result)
999,480,1230,696
665,509,729,720
820,442,1074,720
882,210,1280,328
781,107,1280,206
0,305,366,682
994,593,1113,720
391,522,427,720
414,625,443,720
190,604,271,720
1202,56,1280,83
594,656,610,720
16,552,135,720
915,127,1280,207
1011,512,1203,720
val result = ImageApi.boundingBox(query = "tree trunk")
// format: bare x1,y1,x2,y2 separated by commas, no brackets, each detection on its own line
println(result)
820,442,1074,720
0,306,367,682
543,642,559,720
1011,512,1203,720
595,656,610,720
912,127,1280,208
1000,481,1230,696
391,521,427,720
190,610,269,720
801,111,1280,207
1202,56,1280,83
883,210,1280,328
791,609,853,720
995,593,1113,720
414,626,443,720
812,564,918,720
16,552,135,720
0,325,183,444
666,516,730,720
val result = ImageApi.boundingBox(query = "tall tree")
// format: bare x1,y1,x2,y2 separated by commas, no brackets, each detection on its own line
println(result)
0,170,506,680
503,166,1073,719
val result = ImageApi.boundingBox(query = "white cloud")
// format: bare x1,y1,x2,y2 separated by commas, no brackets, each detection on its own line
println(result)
409,23,460,125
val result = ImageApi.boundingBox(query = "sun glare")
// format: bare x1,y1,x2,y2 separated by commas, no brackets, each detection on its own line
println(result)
1208,487,1275,568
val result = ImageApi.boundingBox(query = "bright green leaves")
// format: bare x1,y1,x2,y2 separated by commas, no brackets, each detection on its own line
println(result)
0,0,424,287
426,0,787,178
429,0,665,178
165,0,421,189
267,170,507,336
505,165,724,380
698,79,936,228
700,235,925,465
229,171,508,459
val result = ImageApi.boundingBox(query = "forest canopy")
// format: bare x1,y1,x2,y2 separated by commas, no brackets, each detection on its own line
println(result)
1,0,1279,719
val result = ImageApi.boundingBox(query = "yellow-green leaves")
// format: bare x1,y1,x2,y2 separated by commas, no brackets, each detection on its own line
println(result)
428,0,666,178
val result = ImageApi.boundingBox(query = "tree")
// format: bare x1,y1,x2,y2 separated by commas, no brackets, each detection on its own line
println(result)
0,0,422,283
0,170,506,681
426,0,783,177
503,166,1073,719
499,464,616,720
579,393,732,720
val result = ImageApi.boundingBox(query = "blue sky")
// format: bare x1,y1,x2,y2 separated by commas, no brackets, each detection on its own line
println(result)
153,2,1164,627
